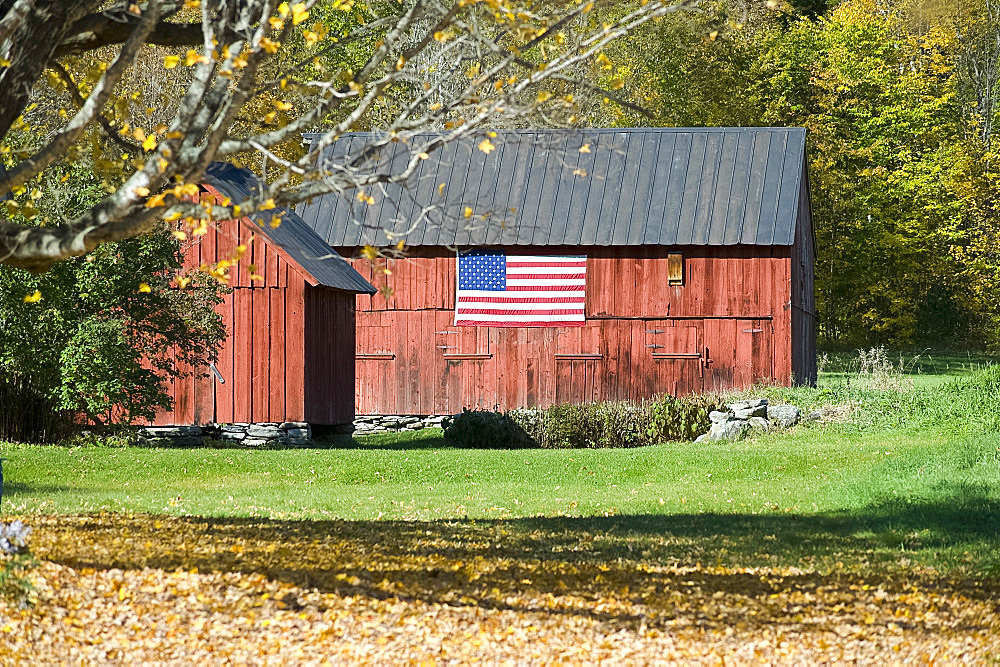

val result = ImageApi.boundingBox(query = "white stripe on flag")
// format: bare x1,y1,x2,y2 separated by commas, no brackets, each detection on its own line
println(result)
456,312,585,322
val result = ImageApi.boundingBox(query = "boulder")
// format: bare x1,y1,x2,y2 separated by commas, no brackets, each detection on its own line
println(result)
748,416,771,432
727,399,768,419
284,427,310,440
768,404,801,428
694,433,710,444
709,419,749,442
242,438,271,448
709,410,733,423
279,421,309,430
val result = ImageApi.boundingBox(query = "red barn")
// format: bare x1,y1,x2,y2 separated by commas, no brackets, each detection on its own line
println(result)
296,127,815,416
147,163,375,431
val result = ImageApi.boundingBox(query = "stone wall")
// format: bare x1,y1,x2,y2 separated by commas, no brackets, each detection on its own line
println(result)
138,422,312,448
353,415,447,434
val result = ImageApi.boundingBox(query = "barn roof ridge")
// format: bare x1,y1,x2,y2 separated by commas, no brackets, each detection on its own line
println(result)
295,127,809,248
203,162,376,294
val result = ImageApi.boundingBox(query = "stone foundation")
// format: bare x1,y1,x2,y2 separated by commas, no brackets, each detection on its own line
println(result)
353,415,448,434
138,422,313,448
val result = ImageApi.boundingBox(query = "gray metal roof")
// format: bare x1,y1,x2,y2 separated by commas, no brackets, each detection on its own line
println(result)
295,127,808,248
203,163,375,293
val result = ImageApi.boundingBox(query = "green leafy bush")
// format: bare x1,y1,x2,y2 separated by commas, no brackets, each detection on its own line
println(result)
506,395,726,449
0,159,226,438
642,394,725,443
442,409,536,449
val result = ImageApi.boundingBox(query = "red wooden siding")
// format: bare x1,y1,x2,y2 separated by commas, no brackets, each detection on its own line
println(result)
343,245,797,415
148,213,356,426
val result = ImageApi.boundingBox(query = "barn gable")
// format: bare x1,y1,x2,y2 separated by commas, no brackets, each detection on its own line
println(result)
296,127,808,248
147,163,375,429
204,162,375,294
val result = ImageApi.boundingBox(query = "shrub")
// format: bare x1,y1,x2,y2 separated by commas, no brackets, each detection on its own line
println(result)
442,409,536,449
641,394,725,444
507,395,726,449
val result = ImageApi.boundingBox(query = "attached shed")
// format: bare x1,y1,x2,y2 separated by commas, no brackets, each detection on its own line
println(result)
296,127,816,415
148,162,375,428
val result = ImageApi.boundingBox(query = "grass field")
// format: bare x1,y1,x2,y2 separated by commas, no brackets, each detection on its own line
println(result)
1,350,998,661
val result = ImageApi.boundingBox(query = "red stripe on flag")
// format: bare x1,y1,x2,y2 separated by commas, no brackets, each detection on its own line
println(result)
504,285,582,292
456,308,585,316
457,296,586,304
455,320,586,327
506,261,586,268
506,273,585,281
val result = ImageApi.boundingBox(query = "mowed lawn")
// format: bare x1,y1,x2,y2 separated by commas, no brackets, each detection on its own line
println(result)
4,424,999,575
2,356,999,662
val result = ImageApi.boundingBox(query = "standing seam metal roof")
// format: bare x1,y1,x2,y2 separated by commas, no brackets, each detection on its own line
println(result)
294,127,808,248
203,162,375,294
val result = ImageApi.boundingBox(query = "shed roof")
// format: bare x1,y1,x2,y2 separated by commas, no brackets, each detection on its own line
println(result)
296,127,808,248
203,162,375,294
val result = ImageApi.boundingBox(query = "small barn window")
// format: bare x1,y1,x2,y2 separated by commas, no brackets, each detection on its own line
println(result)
667,253,684,286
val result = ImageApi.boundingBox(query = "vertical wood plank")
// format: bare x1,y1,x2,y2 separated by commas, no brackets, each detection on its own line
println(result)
233,289,253,423
269,288,286,422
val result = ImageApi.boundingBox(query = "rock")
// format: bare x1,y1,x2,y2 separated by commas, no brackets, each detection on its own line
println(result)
247,425,283,438
219,431,245,441
242,438,270,448
694,433,710,444
768,404,801,428
279,421,309,430
727,398,768,411
141,427,185,437
284,427,310,440
748,416,771,432
171,436,204,447
732,404,768,419
405,423,425,430
709,410,733,423
805,410,823,422
220,424,246,433
709,419,749,442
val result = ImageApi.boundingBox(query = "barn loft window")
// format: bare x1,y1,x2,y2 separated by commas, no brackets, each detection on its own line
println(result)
667,252,684,286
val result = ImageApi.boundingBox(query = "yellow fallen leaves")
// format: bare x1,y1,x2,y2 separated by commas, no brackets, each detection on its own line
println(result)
3,513,999,663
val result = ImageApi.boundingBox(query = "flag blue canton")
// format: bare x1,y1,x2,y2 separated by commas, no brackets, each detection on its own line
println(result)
458,250,505,290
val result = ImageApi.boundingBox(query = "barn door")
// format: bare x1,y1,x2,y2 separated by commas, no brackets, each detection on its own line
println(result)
703,318,774,392
553,322,603,405
639,320,704,397
355,311,396,414
436,313,495,413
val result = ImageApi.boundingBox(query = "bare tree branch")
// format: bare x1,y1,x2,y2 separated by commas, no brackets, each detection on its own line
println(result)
0,0,704,272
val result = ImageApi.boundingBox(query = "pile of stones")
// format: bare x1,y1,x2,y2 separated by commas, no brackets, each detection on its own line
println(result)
137,422,312,448
353,415,448,434
695,399,809,442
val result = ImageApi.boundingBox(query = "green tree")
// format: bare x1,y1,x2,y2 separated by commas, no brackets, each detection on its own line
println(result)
650,0,981,346
0,160,225,431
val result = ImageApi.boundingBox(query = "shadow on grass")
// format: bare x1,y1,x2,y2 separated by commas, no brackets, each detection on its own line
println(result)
3,482,74,496
314,431,448,450
24,482,1000,631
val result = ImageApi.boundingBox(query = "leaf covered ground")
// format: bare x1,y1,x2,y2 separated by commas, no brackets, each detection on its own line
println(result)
2,514,998,663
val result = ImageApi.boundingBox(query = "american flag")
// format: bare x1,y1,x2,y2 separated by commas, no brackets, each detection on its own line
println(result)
455,249,586,327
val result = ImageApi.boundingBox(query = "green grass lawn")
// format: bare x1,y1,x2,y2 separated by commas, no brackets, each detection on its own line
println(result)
4,422,998,576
